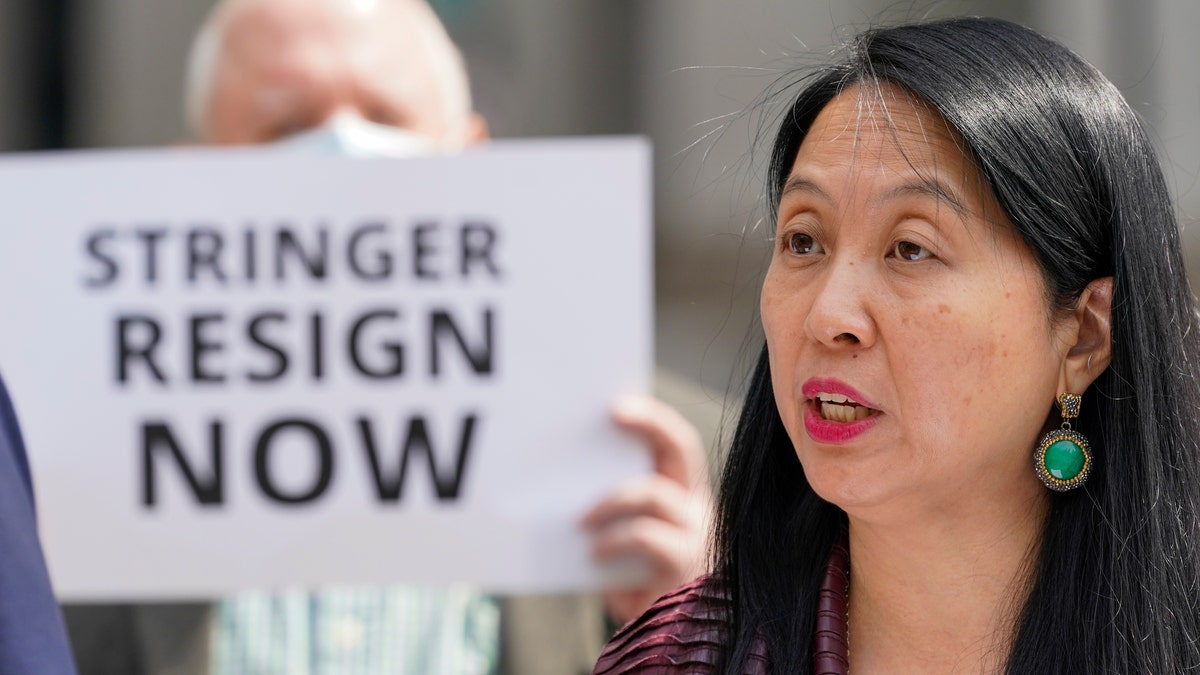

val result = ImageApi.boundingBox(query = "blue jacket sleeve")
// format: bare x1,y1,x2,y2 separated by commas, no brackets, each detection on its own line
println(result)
0,373,78,674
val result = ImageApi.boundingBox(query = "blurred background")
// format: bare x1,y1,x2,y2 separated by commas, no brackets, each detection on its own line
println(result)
2,0,1199,439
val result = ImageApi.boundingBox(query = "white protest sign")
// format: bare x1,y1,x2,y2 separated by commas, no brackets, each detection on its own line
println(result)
0,138,652,600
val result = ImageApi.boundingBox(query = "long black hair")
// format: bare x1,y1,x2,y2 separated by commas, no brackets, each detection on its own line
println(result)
712,17,1200,674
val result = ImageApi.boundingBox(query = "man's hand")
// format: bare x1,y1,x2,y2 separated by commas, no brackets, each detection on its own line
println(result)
581,394,714,625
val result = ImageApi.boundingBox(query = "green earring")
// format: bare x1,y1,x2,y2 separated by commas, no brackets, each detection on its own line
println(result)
1034,393,1091,492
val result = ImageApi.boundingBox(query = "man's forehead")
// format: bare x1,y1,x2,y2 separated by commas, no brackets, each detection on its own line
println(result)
220,0,358,51
220,0,440,73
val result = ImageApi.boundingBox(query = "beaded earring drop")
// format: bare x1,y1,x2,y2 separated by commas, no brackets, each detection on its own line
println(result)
1034,393,1091,491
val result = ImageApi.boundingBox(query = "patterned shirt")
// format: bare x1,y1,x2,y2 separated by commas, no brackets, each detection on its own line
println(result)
211,586,499,674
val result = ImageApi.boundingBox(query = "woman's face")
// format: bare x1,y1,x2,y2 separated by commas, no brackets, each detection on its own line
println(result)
761,84,1070,518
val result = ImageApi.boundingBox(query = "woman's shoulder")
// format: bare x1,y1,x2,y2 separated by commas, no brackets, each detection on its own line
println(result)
592,575,768,675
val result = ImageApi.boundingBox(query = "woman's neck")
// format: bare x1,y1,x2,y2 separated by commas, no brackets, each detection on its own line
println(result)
844,492,1047,674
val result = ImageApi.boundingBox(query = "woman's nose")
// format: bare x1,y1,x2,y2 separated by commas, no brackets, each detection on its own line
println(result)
803,261,877,349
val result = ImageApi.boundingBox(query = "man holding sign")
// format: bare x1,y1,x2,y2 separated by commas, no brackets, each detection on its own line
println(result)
62,0,713,673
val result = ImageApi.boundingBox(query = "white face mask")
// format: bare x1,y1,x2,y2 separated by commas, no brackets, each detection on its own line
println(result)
272,113,438,158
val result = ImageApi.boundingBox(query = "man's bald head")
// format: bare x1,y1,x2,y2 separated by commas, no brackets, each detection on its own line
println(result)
186,0,484,146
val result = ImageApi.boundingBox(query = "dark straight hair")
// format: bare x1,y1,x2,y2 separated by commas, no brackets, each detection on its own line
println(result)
712,17,1200,674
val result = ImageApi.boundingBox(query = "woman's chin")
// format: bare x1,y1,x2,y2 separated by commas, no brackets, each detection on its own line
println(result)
803,465,898,513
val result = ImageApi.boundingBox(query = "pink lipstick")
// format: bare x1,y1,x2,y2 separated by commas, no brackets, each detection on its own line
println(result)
801,378,881,444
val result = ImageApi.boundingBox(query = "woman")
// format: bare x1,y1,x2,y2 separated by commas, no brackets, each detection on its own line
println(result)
595,17,1200,674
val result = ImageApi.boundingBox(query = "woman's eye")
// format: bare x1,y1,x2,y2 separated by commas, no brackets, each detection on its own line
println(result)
787,232,823,255
894,240,931,261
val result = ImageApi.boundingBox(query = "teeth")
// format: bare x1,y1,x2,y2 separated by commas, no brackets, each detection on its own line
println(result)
818,400,874,423
816,393,852,404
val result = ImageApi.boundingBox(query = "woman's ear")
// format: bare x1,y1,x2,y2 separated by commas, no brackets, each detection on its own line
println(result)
1059,277,1113,394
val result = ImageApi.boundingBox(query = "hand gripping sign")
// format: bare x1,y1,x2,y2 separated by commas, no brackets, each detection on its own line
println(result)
0,138,652,600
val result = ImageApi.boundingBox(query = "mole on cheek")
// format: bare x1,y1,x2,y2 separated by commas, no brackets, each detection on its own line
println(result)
938,304,951,314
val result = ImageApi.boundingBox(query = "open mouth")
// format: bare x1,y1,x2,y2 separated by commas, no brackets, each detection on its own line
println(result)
813,393,878,422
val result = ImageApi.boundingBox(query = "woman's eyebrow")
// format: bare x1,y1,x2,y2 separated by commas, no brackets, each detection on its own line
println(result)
783,174,970,213
780,176,831,202
878,179,971,217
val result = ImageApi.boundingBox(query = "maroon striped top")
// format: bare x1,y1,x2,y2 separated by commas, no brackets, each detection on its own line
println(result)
592,537,850,674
